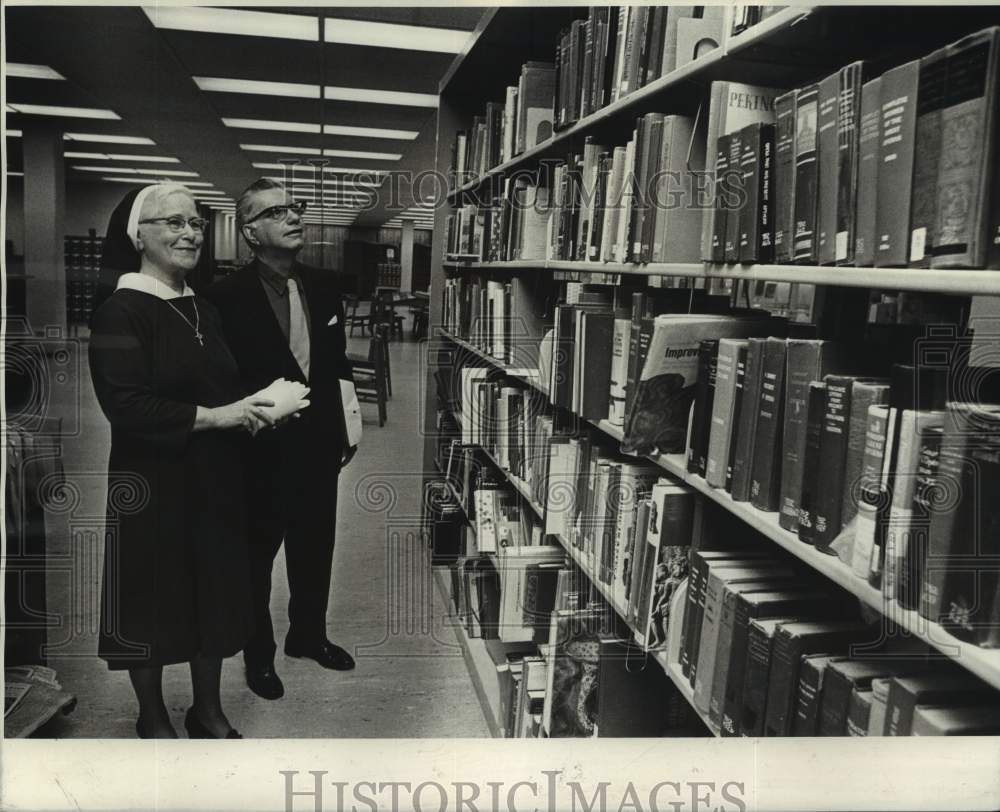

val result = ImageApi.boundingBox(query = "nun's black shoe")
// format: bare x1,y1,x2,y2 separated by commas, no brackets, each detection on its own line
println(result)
184,707,242,739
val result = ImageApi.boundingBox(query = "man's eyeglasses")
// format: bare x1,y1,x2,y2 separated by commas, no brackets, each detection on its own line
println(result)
245,200,308,225
139,216,209,233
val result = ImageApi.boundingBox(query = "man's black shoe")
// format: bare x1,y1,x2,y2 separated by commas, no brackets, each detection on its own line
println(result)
284,639,356,671
245,663,284,700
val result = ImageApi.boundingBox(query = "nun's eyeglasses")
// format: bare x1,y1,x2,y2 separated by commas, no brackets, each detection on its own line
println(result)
139,216,209,233
245,200,308,224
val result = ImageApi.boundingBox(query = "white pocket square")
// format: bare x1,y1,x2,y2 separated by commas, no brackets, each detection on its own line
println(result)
328,315,339,326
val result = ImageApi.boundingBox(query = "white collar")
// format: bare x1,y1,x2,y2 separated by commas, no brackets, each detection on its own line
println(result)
116,272,195,300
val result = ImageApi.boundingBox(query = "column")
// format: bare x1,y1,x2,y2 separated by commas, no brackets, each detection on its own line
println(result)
22,123,66,337
400,219,414,292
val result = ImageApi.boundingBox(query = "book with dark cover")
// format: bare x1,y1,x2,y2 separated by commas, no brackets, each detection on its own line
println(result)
846,688,874,736
579,310,615,420
642,6,667,88
773,90,797,264
819,659,912,737
871,60,920,266
840,380,890,532
792,84,820,262
816,71,840,265
763,620,870,737
851,405,891,580
779,339,841,530
791,654,843,736
920,402,1000,646
730,338,766,502
813,374,863,551
885,671,993,735
632,113,665,262
725,343,750,491
596,637,671,737
711,134,732,263
739,617,786,737
854,78,881,266
687,339,720,477
724,131,745,262
739,123,776,263
579,13,595,120
896,426,943,610
706,339,748,488
907,47,949,268
551,305,577,410
931,27,1000,269
911,704,1000,736
750,337,787,512
796,381,828,546
719,589,828,736
835,61,865,265
518,62,557,153
867,677,892,736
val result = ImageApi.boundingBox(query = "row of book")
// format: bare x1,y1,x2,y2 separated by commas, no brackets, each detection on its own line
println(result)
444,180,551,262
705,26,1000,269
680,547,1000,736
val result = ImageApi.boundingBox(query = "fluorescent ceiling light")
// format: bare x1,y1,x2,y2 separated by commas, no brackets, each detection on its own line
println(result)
6,63,65,80
257,165,384,178
7,171,25,177
100,176,213,187
72,166,198,177
196,77,319,99
322,17,468,54
324,85,437,108
64,151,180,163
222,118,320,134
240,144,322,156
8,103,120,120
322,124,417,140
323,148,401,161
6,129,23,137
65,132,156,145
142,6,317,41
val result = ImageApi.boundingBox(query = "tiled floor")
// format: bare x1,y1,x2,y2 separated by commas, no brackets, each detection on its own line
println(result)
20,325,489,738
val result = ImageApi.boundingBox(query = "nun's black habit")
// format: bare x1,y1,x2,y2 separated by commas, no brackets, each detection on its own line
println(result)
88,187,254,669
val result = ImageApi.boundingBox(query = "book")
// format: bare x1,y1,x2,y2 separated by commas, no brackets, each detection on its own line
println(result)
518,62,556,153
851,404,892,579
839,380,890,533
867,677,892,737
907,46,949,268
687,339,720,477
931,27,1000,269
739,617,787,737
711,134,733,262
750,337,788,512
834,61,865,265
721,590,830,736
885,671,994,735
608,312,632,426
920,402,1000,646
846,688,874,736
660,6,697,76
792,83,820,262
816,70,841,265
853,78,881,266
819,659,913,737
873,60,921,267
796,381,828,546
706,339,749,488
578,310,615,420
701,81,785,260
725,342,751,490
896,426,944,610
730,337,766,502
773,90,798,263
623,315,764,457
548,609,602,737
911,704,1000,736
723,130,746,262
779,339,842,531
791,654,843,736
763,620,871,737
652,115,704,262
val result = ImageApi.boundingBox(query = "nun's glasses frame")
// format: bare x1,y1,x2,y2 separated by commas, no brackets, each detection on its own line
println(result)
139,215,210,233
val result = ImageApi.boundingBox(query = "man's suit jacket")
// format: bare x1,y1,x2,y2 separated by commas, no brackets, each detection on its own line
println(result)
206,260,354,480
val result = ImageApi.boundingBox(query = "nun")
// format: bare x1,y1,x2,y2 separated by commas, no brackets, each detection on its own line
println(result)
88,183,272,738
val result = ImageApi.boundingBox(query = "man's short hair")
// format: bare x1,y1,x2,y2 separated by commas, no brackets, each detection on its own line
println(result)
236,177,286,232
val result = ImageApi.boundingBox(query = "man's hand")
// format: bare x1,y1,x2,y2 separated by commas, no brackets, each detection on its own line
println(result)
341,445,358,467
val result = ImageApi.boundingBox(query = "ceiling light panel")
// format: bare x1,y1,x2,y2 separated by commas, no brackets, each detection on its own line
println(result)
323,148,401,160
196,76,435,108
322,124,417,140
322,16,468,54
8,104,120,120
64,152,180,163
6,129,23,137
142,6,318,41
240,144,322,156
72,166,198,177
5,63,65,80
258,166,385,177
64,132,156,145
100,177,214,187
195,77,320,99
223,118,320,134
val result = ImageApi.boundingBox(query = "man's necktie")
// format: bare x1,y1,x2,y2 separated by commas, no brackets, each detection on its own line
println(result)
287,277,310,379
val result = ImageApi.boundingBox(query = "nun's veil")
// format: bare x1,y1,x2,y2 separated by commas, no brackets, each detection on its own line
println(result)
95,187,146,312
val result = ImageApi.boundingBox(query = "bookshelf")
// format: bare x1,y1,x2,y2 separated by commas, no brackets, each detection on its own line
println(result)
423,5,1000,738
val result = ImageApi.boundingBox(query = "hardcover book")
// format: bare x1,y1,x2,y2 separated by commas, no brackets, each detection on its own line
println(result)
792,83,820,262
750,337,788,512
730,338,766,502
884,671,993,735
738,122,777,263
839,380,890,533
706,339,749,488
816,70,841,265
796,381,828,546
773,90,798,264
687,339,720,477
791,654,843,736
854,78,881,266
835,62,865,265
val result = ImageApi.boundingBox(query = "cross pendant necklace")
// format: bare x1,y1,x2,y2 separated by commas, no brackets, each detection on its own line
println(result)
164,297,204,346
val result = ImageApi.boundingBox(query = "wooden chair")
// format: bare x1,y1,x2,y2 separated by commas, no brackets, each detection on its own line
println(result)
349,325,389,426
371,292,406,341
343,294,373,337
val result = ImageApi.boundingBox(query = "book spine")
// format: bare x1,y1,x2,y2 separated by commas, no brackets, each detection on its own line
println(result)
895,426,942,610
706,340,743,488
723,131,745,262
687,339,719,478
817,71,841,265
711,134,731,262
763,631,800,736
608,317,631,426
817,670,853,736
580,14,595,120
851,406,890,579
841,382,889,529
814,375,855,551
740,624,775,737
719,595,753,736
835,62,864,265
773,91,797,264
731,339,765,502
791,659,828,736
854,78,881,266
906,48,949,268
796,381,828,546
726,344,750,491
639,117,665,262
757,124,776,264
750,338,787,512
792,84,820,262
680,554,708,678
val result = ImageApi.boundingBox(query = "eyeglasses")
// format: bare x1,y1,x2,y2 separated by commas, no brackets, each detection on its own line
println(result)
139,216,209,233
245,200,308,225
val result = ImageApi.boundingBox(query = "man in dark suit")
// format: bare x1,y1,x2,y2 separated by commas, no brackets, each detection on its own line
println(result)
206,178,357,700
